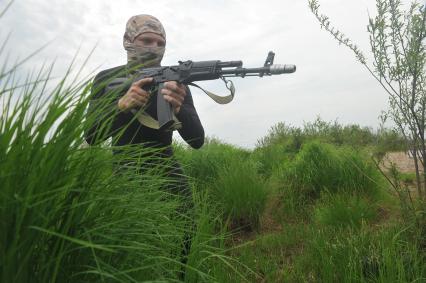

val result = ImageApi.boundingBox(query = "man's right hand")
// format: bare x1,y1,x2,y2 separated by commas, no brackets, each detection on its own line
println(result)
118,77,153,112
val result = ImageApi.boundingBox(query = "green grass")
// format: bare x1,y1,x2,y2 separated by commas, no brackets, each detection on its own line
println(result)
0,63,187,281
279,141,384,206
176,134,424,283
176,141,268,231
251,141,294,178
0,41,238,282
174,138,251,187
399,172,417,185
213,158,268,231
293,225,426,283
257,118,406,152
230,223,309,282
314,193,378,229
2,5,425,281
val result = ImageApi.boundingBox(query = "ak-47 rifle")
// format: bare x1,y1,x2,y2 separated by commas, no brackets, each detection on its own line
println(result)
107,51,296,131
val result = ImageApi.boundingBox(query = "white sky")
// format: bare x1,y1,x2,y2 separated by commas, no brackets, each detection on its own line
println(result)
1,0,412,148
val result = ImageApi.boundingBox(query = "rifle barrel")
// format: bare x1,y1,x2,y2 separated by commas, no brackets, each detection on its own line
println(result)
220,64,296,76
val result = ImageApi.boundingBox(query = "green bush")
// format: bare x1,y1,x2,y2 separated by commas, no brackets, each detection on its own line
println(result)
252,139,298,178
314,193,377,228
176,139,268,230
257,118,406,151
175,138,251,187
213,158,268,230
256,122,304,152
280,141,383,206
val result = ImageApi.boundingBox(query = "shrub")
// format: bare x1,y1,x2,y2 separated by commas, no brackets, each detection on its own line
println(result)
175,138,251,188
252,139,298,178
213,158,268,230
280,141,384,206
257,118,406,151
314,193,378,228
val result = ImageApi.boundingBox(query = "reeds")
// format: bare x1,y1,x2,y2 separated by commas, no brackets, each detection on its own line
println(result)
0,35,234,282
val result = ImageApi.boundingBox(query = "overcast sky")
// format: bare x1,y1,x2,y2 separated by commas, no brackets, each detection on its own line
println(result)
1,0,413,148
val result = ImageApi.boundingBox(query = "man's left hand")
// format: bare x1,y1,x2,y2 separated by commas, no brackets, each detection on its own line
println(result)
161,81,187,114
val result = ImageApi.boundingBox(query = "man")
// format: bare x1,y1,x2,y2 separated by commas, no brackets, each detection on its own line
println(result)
85,15,204,277
85,14,204,180
85,14,204,149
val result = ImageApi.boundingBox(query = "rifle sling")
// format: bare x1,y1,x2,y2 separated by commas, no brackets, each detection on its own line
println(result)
131,109,181,130
107,78,234,130
187,82,234,104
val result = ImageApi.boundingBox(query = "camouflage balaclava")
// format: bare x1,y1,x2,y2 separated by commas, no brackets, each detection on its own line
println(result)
123,14,166,67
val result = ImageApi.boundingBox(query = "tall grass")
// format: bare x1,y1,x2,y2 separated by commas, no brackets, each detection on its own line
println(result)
0,59,190,281
296,226,426,282
280,141,384,206
314,193,378,229
175,138,251,187
0,36,241,282
5,3,424,282
213,158,267,230
184,191,255,282
233,223,309,282
176,140,268,230
254,119,404,180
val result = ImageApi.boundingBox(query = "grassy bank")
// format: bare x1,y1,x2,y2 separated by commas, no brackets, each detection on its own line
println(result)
175,122,425,282
1,11,424,281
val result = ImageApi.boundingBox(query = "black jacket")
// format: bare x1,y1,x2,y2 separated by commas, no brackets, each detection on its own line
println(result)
85,65,205,154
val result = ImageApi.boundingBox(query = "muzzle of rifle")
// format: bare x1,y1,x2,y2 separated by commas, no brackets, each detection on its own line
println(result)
269,64,296,74
221,64,296,77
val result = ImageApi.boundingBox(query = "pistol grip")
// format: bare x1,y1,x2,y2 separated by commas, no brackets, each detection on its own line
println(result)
157,83,176,131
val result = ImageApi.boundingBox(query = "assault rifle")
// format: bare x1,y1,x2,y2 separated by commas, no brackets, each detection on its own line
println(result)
107,51,296,131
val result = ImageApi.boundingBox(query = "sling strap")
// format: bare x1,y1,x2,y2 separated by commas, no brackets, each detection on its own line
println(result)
106,77,235,130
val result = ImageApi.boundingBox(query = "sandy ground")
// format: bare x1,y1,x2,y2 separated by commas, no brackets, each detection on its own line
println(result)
381,151,423,173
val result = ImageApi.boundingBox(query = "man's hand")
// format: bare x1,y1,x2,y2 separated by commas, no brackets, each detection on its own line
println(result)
161,81,187,114
118,77,153,112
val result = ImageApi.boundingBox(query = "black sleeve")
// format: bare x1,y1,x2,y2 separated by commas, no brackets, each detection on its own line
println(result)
84,69,131,145
175,87,205,149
